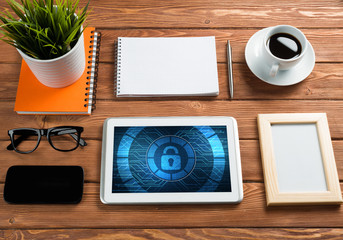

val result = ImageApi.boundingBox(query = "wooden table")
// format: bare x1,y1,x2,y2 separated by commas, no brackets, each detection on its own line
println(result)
1,0,343,239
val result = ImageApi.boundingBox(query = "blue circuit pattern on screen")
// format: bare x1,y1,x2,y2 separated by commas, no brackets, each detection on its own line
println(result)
112,126,231,193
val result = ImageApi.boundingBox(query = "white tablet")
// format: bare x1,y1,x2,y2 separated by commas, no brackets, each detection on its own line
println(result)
100,117,243,204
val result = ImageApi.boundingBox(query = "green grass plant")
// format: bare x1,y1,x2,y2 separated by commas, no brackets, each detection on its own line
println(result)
0,0,90,59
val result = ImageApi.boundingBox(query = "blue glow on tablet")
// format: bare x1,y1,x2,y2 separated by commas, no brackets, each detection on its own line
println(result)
112,126,231,193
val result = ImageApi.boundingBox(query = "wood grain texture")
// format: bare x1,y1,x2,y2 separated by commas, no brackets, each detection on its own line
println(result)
1,0,343,235
2,62,343,101
2,228,343,240
2,28,343,64
0,140,102,183
1,0,341,28
34,100,343,140
98,29,343,64
2,139,343,184
1,102,343,187
84,0,343,29
1,183,343,228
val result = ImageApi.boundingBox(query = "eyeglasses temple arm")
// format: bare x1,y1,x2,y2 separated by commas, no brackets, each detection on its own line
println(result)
70,133,87,146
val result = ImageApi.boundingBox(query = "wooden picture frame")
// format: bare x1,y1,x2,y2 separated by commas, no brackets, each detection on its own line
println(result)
258,113,342,206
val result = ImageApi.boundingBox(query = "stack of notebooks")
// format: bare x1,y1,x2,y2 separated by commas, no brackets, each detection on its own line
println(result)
14,27,101,115
115,36,219,97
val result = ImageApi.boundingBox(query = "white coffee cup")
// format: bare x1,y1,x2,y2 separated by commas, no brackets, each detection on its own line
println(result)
262,25,308,77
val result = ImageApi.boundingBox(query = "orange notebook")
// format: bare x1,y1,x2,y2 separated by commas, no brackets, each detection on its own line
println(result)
14,27,100,115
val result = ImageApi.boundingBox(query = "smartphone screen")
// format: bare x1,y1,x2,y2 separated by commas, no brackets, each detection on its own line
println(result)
4,166,84,204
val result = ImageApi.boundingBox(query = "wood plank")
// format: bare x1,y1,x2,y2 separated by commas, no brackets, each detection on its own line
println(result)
3,100,339,140
0,102,45,135
2,100,343,143
1,0,340,28
84,0,343,29
0,0,342,234
2,139,343,183
233,63,343,100
38,100,343,140
0,64,20,99
2,62,343,101
0,139,261,183
2,228,343,239
1,183,343,228
103,63,343,101
0,140,101,183
2,29,343,64
99,29,343,64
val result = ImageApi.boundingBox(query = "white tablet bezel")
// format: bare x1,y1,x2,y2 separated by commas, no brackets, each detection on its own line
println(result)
100,116,243,204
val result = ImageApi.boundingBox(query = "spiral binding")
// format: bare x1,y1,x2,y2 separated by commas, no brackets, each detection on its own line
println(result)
84,31,101,111
114,38,122,95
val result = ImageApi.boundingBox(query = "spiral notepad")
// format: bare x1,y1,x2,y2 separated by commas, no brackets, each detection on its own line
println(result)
14,27,101,115
115,37,219,97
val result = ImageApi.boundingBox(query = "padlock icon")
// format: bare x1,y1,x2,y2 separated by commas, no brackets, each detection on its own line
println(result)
161,146,181,171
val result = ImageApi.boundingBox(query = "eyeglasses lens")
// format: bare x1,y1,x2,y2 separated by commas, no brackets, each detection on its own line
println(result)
13,129,39,153
49,128,80,151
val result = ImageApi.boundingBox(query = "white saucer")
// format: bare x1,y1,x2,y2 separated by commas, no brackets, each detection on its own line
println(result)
245,28,315,86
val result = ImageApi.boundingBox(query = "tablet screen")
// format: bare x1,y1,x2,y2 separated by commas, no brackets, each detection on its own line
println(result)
112,126,231,193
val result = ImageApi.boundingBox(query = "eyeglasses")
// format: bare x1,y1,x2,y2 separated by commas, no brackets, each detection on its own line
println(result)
7,126,87,154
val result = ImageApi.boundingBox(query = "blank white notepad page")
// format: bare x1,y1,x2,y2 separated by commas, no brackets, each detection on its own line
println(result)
116,37,219,96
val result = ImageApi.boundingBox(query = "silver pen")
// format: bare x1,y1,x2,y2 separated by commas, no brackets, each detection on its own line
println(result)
227,40,234,99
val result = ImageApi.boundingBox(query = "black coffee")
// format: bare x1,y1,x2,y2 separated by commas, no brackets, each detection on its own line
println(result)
267,33,302,59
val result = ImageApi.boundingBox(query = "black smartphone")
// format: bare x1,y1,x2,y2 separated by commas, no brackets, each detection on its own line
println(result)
4,166,84,204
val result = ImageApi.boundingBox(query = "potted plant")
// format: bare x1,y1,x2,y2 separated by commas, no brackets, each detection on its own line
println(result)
0,0,90,88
